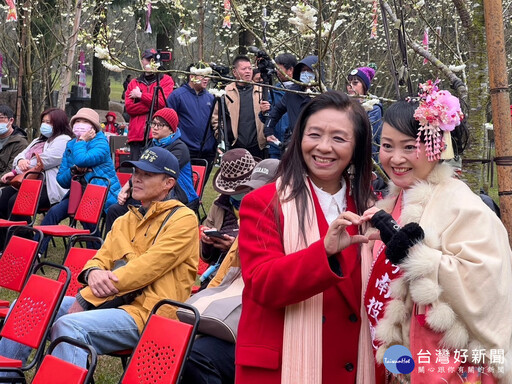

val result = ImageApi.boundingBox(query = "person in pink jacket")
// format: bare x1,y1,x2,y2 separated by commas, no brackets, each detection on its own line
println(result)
125,48,174,160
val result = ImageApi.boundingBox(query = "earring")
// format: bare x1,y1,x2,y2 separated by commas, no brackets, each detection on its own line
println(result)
347,164,355,196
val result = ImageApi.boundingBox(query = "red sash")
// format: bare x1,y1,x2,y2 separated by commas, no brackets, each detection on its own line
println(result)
364,192,403,350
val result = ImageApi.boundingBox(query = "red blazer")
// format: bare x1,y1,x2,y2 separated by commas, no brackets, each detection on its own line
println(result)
236,182,362,384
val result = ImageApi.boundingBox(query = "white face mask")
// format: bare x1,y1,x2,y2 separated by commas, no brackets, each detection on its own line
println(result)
40,123,53,137
73,122,92,138
0,123,8,136
300,71,316,85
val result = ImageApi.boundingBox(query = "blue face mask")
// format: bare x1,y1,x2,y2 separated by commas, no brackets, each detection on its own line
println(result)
300,71,315,85
40,123,53,137
0,123,8,136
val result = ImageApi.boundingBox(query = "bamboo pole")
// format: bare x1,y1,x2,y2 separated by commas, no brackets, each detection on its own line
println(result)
483,0,512,242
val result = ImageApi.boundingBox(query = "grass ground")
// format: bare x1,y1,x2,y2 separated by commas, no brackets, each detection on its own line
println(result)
0,170,219,383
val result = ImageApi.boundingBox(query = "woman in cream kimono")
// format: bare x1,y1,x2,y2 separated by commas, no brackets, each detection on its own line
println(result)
363,81,512,383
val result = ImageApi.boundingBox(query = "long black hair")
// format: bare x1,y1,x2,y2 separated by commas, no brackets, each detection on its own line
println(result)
275,91,374,240
383,100,469,157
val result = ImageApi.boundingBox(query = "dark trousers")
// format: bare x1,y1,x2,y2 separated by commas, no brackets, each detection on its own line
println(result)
129,141,145,161
181,336,235,384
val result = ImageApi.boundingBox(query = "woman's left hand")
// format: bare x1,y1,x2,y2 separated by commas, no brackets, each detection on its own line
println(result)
17,159,31,171
324,211,368,255
80,128,96,142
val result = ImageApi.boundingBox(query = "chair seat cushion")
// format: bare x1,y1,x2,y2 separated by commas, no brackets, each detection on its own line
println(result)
0,354,23,368
34,225,90,236
0,219,28,227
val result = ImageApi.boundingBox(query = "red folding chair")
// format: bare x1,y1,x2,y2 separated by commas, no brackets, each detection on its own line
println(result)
116,169,133,187
31,336,97,384
0,226,43,320
119,299,200,384
191,158,209,222
35,176,110,249
0,262,70,382
57,235,103,297
0,172,44,231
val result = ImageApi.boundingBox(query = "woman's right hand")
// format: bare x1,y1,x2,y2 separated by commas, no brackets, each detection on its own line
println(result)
1,172,14,184
17,159,31,171
200,226,215,245
324,211,369,255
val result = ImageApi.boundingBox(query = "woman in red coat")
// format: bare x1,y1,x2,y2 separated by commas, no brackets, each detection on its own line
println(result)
237,91,375,384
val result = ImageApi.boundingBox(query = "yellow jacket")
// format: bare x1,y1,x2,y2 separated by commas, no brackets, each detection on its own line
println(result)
80,199,199,332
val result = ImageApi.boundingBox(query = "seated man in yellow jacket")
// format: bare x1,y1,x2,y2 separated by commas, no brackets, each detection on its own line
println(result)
0,147,199,370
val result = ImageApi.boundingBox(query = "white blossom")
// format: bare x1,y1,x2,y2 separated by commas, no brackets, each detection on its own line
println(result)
288,2,317,34
191,66,213,76
448,64,466,73
177,28,198,46
361,98,381,111
94,46,110,60
102,61,123,72
209,88,226,97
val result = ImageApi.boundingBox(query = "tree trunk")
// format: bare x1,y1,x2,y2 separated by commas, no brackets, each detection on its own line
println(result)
455,0,488,192
90,56,110,109
57,0,82,108
90,3,110,109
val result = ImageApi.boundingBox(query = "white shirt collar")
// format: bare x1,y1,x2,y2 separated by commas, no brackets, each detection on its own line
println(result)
310,179,347,225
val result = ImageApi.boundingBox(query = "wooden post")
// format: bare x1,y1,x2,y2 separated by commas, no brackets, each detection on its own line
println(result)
483,0,512,242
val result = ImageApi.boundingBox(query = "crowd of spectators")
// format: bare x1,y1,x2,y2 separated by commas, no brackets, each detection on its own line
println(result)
0,46,509,384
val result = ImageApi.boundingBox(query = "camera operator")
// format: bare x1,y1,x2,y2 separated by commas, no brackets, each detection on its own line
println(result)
211,55,267,159
125,48,174,160
261,53,297,159
264,55,321,152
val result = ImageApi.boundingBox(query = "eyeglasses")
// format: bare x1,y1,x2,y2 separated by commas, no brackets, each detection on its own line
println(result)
150,122,169,129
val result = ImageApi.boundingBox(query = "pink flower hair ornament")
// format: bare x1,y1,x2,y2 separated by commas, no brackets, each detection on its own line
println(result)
413,79,464,161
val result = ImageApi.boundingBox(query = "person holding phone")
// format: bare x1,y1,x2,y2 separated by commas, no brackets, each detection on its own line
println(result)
200,148,258,266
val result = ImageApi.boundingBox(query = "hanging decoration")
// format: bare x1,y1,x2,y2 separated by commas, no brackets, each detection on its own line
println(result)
422,27,429,64
145,1,152,34
5,0,17,22
78,50,87,88
222,0,231,29
370,0,378,39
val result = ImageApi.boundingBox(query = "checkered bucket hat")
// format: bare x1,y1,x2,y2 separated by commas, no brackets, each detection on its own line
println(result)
213,149,257,195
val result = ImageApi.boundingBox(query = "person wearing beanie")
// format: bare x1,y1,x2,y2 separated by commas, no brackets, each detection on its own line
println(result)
34,107,121,256
104,107,198,235
125,48,175,161
347,65,383,165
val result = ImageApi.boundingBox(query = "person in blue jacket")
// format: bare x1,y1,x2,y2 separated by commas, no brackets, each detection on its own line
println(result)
104,107,198,234
37,108,121,254
263,55,320,151
167,63,216,178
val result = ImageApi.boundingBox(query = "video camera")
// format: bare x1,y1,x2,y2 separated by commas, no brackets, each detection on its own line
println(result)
248,46,275,84
209,63,234,86
155,50,172,62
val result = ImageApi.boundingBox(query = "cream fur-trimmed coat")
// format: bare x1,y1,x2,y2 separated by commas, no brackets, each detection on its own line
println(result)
374,163,512,383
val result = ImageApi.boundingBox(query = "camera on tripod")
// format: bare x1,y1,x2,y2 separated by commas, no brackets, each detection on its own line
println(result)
248,46,275,83
209,63,234,86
